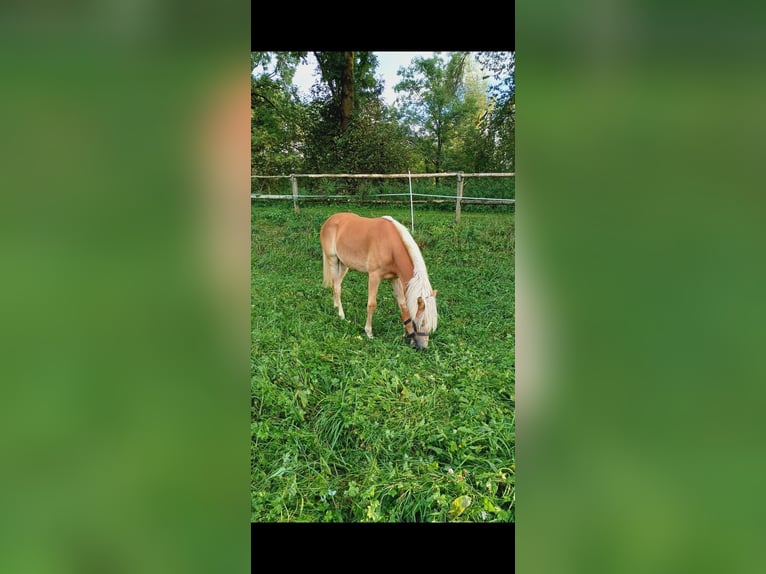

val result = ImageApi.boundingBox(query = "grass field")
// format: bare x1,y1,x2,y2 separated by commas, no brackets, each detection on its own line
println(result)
251,203,515,522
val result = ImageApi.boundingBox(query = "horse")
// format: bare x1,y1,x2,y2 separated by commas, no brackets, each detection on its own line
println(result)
320,212,438,350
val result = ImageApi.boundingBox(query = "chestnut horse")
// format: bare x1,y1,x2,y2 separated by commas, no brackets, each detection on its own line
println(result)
320,213,438,349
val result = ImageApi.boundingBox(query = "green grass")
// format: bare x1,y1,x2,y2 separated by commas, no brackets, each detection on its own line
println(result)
251,203,514,522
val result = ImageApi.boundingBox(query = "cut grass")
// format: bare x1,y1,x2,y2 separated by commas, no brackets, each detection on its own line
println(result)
251,203,514,522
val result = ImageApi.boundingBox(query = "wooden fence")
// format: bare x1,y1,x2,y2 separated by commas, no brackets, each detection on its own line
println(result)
251,172,515,223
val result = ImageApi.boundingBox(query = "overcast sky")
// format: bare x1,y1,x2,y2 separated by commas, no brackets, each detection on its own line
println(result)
292,52,435,105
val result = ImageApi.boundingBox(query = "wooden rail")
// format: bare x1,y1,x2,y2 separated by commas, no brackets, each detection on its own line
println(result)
251,172,515,221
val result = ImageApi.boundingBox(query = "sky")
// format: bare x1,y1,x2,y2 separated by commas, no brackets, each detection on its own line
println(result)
292,52,435,105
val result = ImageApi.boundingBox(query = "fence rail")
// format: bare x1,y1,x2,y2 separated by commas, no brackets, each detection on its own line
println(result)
252,172,514,179
250,193,515,205
251,171,515,223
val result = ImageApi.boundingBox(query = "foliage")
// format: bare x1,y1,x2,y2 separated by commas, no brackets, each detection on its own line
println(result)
441,57,496,172
319,101,414,174
475,52,515,171
394,52,479,174
302,95,413,181
251,204,514,522
251,51,515,180
311,51,382,112
251,52,308,178
475,51,515,105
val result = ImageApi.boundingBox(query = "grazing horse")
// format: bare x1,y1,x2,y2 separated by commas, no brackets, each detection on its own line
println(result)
320,212,438,349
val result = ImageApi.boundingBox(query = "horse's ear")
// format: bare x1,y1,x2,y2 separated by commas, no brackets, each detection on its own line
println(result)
431,290,438,297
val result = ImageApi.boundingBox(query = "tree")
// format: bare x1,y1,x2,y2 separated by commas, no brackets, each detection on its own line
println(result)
340,51,354,132
305,52,409,181
312,52,381,134
303,96,413,191
443,57,494,172
250,52,309,184
334,100,415,176
394,52,477,177
475,51,515,171
251,51,513,187
250,52,306,111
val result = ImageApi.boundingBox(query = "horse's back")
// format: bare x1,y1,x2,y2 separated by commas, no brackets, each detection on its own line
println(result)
322,212,373,229
321,212,389,244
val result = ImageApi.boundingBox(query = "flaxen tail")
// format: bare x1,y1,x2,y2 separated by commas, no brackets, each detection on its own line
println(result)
322,251,333,287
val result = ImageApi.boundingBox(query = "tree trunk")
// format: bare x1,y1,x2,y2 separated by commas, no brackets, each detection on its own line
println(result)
340,51,354,133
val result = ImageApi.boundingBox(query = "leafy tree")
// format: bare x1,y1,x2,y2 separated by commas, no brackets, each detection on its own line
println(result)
311,52,382,133
475,51,515,171
251,52,309,184
442,56,495,172
394,52,477,177
303,98,413,194
250,51,515,189
335,100,415,175
251,52,307,124
303,52,412,185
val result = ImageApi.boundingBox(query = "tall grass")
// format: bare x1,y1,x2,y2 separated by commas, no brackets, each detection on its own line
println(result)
251,203,514,522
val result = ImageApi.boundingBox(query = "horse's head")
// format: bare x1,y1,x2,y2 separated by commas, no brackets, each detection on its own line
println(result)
407,290,437,350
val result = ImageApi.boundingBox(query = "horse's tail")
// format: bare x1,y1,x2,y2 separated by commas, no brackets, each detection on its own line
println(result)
322,250,333,287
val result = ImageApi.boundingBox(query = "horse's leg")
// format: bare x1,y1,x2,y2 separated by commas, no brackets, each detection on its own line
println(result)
365,274,382,338
332,261,349,319
391,278,415,339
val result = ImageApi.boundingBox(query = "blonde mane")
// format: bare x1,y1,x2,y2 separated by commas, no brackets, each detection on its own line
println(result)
382,216,438,332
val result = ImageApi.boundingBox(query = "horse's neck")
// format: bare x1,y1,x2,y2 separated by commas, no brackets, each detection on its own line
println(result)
385,217,420,291
393,248,415,286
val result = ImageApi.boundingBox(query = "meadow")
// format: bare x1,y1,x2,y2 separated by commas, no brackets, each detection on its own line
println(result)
251,202,514,522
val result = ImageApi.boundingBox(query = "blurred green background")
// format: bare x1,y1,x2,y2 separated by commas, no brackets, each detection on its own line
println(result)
0,2,249,572
518,1,766,572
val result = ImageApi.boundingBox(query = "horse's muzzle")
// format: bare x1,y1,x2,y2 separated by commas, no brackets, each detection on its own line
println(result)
404,318,429,349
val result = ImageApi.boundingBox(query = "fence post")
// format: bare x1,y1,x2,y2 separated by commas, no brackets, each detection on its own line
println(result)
455,172,464,223
291,174,300,213
408,170,415,233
